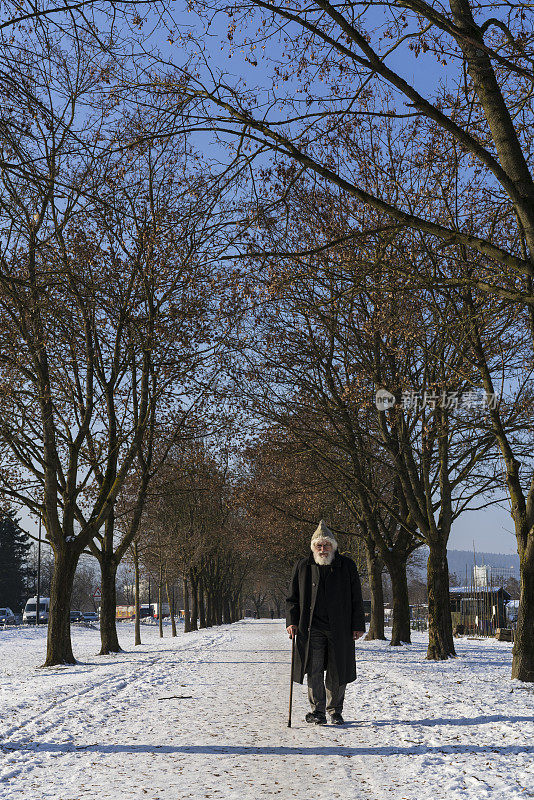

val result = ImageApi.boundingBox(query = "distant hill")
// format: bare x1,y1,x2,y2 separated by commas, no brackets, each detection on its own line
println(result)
447,549,519,583
409,548,519,581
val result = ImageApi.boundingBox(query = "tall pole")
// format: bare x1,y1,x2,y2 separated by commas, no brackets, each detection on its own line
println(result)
36,512,42,626
158,565,163,638
473,539,480,636
134,541,141,646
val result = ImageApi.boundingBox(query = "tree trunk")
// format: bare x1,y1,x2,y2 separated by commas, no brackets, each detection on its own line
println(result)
189,570,198,631
206,591,213,626
426,539,456,660
223,597,231,624
252,598,263,619
388,558,411,646
512,545,534,681
99,552,121,655
365,541,386,640
133,542,141,646
233,593,242,622
166,581,177,637
199,578,206,628
43,548,79,666
183,577,191,632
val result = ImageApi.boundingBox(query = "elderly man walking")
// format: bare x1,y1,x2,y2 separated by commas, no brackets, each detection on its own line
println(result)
286,520,366,725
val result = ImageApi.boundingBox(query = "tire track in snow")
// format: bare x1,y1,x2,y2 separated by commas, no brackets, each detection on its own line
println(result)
0,627,236,791
1,627,228,745
1,658,160,744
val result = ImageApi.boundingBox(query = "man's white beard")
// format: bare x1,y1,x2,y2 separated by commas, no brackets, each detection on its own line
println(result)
313,549,335,566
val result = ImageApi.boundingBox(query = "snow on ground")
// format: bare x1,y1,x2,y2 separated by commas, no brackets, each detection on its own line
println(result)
1,620,533,800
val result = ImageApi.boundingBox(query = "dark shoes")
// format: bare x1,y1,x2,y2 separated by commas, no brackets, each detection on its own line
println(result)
305,710,345,725
305,711,327,725
330,712,345,725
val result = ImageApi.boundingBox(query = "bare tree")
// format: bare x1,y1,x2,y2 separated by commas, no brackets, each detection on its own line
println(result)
78,128,227,654
148,0,534,676
230,207,512,657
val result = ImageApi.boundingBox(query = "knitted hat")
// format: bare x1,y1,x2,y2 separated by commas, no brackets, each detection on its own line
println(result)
310,519,338,551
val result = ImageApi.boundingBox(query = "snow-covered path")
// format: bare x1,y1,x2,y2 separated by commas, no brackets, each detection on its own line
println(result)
1,620,533,799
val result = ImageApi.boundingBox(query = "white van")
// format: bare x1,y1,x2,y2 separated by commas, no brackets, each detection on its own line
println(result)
23,597,50,624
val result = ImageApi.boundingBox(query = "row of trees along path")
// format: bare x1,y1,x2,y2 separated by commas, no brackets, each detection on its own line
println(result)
1,0,534,683
161,0,534,680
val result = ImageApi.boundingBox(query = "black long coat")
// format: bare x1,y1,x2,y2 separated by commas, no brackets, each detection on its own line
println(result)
285,551,366,685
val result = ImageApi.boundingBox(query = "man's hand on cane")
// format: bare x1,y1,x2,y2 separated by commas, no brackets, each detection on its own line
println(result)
287,625,297,639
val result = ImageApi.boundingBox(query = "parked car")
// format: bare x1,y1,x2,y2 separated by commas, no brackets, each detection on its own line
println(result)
0,607,16,625
23,597,50,624
70,611,84,623
82,611,99,623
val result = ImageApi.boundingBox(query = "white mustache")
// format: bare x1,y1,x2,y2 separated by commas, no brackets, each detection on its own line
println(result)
313,551,334,565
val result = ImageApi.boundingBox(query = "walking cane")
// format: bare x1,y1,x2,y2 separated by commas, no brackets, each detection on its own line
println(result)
288,631,296,728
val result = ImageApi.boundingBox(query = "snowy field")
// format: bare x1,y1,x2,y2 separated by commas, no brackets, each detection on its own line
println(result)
1,620,533,800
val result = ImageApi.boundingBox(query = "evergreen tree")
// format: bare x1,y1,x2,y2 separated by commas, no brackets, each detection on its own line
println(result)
0,511,31,611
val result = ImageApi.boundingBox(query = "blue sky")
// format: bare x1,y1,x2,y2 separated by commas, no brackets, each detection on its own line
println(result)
448,505,517,555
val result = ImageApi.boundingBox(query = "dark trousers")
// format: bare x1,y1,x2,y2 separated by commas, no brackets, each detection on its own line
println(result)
306,627,346,715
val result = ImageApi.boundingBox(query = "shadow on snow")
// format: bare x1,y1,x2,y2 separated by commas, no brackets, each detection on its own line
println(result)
3,740,534,757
